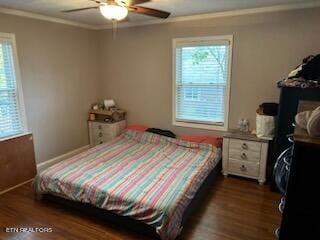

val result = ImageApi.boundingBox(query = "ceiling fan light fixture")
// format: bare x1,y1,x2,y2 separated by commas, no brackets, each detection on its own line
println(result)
99,3,128,21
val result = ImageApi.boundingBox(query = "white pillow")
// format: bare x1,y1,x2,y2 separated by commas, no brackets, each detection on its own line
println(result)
307,107,320,137
295,110,312,129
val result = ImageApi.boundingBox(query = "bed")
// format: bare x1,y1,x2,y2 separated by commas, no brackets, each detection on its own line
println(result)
34,129,222,240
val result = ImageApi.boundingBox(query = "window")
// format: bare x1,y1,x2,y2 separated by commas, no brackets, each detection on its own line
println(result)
0,33,27,139
173,36,232,131
184,88,199,101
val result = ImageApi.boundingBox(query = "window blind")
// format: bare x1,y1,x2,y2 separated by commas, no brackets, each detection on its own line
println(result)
0,38,23,138
175,40,230,125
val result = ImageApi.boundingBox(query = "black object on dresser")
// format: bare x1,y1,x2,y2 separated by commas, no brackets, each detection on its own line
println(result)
278,134,320,239
268,87,320,191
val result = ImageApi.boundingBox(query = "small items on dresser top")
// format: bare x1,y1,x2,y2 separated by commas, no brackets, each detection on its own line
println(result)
294,100,320,137
294,101,320,144
256,102,278,140
237,118,250,133
89,99,126,123
222,130,269,185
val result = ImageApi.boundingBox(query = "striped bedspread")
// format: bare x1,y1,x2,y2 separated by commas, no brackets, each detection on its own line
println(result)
34,130,221,240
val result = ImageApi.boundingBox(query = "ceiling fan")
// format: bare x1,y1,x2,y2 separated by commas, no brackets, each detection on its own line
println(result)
62,0,171,21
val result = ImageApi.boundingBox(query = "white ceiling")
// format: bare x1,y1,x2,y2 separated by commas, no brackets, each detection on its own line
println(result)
0,0,319,28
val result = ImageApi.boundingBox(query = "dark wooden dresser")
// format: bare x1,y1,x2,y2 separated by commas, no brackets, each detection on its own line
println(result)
279,127,320,239
270,87,320,191
0,133,37,194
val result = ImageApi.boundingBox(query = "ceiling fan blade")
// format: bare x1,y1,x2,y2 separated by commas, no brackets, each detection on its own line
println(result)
128,6,170,18
89,0,102,3
119,0,150,6
62,7,99,13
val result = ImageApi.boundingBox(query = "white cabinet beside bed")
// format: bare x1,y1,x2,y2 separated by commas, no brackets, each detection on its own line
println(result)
88,120,126,147
222,131,269,185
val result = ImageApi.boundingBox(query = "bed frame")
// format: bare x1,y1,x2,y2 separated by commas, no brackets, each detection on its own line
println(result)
40,161,222,239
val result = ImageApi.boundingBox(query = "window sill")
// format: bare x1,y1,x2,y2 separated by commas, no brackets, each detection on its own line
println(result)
172,121,227,131
0,132,32,142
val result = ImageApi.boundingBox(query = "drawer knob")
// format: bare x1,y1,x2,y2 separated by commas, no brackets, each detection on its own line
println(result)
241,153,247,160
242,143,248,150
99,132,103,137
240,165,247,172
100,141,103,144
98,125,102,130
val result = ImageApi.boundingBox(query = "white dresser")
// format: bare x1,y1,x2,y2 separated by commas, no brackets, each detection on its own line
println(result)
222,131,269,185
88,120,126,147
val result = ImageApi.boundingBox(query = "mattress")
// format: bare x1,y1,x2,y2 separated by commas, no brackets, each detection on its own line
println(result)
34,129,221,240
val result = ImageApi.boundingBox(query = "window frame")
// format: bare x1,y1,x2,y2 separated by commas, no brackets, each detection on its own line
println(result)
172,35,233,131
0,32,28,140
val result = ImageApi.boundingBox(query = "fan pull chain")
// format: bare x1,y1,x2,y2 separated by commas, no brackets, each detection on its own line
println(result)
112,20,117,40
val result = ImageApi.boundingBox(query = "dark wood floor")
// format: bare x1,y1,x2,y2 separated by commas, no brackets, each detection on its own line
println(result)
0,175,281,240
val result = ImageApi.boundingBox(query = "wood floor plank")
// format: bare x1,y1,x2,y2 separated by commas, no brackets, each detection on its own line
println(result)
0,176,281,240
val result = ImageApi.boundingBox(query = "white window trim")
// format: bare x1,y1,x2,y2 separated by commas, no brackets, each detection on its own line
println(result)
172,35,233,131
0,32,28,138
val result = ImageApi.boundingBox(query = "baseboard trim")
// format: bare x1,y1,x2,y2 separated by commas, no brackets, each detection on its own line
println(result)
37,145,90,173
0,179,34,195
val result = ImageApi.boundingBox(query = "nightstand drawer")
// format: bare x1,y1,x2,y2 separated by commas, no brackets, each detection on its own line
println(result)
92,135,113,145
88,120,126,147
228,159,259,178
222,132,269,185
229,149,260,162
93,137,104,146
229,139,262,153
90,122,111,131
91,128,113,138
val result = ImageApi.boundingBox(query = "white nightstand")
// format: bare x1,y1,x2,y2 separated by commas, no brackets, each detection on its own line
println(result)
222,131,269,185
88,120,126,147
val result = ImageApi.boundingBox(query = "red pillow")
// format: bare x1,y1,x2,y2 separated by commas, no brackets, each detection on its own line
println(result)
126,124,149,132
178,135,223,148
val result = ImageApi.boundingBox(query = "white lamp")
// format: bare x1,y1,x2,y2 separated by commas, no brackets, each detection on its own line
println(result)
104,99,116,109
99,3,128,21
